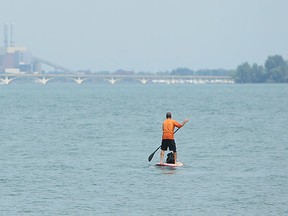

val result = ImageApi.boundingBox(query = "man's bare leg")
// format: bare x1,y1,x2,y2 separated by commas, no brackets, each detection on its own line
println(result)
160,150,164,164
173,152,177,164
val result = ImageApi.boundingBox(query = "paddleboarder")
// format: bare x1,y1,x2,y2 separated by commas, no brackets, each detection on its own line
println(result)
160,112,188,164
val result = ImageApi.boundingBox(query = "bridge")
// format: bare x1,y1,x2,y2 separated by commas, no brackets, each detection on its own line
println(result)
0,73,234,85
0,54,234,84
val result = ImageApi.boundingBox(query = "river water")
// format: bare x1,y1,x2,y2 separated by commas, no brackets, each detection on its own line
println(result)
0,83,287,215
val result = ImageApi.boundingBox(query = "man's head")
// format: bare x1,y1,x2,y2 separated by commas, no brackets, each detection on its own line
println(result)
166,112,172,119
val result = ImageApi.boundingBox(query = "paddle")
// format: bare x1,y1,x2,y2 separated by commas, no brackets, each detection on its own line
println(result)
148,127,180,162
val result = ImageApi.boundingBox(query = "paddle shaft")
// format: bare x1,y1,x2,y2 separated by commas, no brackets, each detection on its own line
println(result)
148,127,180,162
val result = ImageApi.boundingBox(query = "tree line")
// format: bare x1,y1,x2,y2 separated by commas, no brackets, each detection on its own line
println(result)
91,54,288,83
233,55,288,83
168,55,288,83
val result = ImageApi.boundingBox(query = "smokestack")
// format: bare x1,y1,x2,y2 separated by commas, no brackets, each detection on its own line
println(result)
4,24,8,47
10,23,14,47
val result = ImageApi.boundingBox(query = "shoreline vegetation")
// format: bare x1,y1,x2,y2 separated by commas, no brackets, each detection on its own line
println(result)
79,54,288,84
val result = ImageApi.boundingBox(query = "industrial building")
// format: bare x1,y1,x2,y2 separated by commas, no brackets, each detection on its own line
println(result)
0,46,35,74
0,24,37,74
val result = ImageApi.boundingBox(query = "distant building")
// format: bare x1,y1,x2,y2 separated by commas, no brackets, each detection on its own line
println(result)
0,46,33,74
1,24,73,75
0,24,36,74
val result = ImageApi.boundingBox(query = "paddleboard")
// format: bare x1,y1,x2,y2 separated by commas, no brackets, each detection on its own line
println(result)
155,162,183,167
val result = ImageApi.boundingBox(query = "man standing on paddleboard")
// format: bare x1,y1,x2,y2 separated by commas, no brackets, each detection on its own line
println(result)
160,112,188,164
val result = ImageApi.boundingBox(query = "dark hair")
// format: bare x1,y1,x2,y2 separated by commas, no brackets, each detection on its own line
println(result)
166,112,172,118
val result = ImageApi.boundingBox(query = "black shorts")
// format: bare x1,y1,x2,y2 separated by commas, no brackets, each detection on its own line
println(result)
161,139,177,152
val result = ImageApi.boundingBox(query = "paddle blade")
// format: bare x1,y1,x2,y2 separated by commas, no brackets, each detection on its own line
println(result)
148,145,161,162
148,152,155,162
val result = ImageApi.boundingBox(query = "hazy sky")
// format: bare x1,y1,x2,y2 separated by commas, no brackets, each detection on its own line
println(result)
1,0,288,72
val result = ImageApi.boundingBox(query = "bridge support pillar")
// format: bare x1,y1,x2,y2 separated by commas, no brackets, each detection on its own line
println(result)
35,77,52,85
0,76,15,85
138,78,149,84
106,77,119,84
72,77,87,85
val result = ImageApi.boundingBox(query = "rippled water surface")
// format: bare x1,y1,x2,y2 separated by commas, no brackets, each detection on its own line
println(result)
1,83,287,215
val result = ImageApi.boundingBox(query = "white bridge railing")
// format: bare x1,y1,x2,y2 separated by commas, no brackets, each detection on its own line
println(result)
0,73,234,85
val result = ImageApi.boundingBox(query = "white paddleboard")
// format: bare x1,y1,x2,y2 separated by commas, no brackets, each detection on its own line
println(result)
155,162,183,167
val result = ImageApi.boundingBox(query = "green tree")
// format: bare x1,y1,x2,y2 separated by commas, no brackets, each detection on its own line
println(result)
171,68,194,76
235,55,288,83
235,62,252,83
251,63,265,83
264,55,288,82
